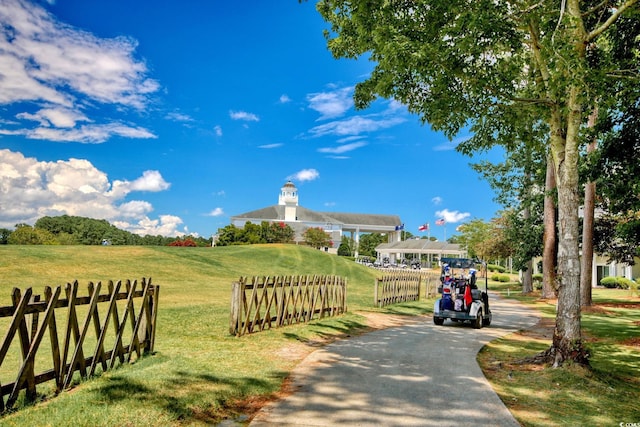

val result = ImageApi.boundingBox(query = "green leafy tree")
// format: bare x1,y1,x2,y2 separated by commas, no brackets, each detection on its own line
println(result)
215,224,245,246
35,215,135,245
0,228,11,244
302,227,332,249
8,224,57,245
242,222,264,244
263,222,295,244
317,0,639,366
456,219,494,261
590,100,640,264
358,233,388,258
55,232,79,245
337,236,352,256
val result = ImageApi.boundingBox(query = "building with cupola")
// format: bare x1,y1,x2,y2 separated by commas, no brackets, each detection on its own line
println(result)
230,181,403,254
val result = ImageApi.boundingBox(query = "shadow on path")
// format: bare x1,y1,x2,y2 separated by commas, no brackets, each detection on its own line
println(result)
250,294,539,427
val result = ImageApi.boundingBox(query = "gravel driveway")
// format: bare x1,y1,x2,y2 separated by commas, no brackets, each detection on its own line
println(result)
250,294,539,427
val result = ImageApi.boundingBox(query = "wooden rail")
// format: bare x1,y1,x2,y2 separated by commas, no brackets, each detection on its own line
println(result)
374,271,440,307
230,275,347,336
0,278,159,412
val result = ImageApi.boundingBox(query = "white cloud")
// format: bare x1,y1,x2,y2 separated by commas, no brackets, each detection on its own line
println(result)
318,141,367,154
0,149,183,236
0,0,158,143
287,169,320,183
165,112,194,122
17,106,89,128
336,135,366,144
432,196,442,205
214,125,223,137
128,170,170,192
0,123,156,143
113,215,185,237
229,110,259,122
206,207,224,217
279,94,291,103
307,87,353,120
435,209,471,223
433,135,471,151
259,143,283,149
308,115,406,138
118,200,154,218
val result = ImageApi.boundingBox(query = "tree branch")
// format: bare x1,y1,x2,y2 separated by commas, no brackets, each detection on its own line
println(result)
587,0,639,42
511,96,555,106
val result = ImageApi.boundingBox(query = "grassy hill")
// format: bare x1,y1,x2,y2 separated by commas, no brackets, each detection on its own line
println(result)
0,244,432,425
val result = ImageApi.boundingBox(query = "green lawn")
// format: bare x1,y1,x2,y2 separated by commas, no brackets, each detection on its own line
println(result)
479,284,640,427
1,246,638,427
0,245,431,426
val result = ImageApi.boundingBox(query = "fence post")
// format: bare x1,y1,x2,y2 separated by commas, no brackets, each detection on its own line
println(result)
374,278,379,307
230,280,242,335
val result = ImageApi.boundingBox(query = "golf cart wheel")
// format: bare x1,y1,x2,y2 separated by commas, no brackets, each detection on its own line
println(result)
483,315,491,327
433,317,444,326
473,310,483,329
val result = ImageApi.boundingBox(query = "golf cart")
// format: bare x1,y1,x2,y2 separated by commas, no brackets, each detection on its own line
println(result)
433,258,492,328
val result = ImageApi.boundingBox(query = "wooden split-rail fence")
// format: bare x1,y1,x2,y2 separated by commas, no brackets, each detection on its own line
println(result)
374,271,441,307
0,278,159,412
230,275,347,336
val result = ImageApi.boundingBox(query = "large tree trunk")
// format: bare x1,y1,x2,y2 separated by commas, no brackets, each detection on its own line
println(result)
580,180,595,307
522,259,533,294
542,154,557,299
580,108,598,307
547,82,589,367
522,195,533,294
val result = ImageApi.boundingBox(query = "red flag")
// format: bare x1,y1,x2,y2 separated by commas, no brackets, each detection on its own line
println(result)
464,284,472,307
436,218,445,226
418,223,429,231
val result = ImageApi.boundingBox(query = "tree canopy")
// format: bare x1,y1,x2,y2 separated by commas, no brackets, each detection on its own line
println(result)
317,0,640,366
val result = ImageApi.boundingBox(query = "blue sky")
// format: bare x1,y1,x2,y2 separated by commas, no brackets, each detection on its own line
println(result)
0,0,503,240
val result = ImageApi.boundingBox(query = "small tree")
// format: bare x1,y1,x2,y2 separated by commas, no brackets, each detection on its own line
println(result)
337,239,351,256
8,224,57,245
303,227,332,249
358,233,388,257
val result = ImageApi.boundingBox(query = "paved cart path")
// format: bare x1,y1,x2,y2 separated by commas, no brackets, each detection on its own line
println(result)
250,294,539,427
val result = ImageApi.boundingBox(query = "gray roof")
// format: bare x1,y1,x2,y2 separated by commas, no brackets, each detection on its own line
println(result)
376,240,466,256
232,205,402,229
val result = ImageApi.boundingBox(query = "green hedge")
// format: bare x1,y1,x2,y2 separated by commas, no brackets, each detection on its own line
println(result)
600,276,635,290
491,273,511,282
488,264,506,273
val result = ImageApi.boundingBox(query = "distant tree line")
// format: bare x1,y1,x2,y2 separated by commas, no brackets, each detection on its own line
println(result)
0,215,211,246
215,222,295,246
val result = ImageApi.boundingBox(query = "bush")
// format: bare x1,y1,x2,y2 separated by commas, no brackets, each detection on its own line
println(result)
600,276,634,289
491,274,511,283
488,264,506,273
532,273,543,290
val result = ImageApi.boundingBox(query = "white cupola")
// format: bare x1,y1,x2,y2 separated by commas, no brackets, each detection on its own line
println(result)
278,181,298,221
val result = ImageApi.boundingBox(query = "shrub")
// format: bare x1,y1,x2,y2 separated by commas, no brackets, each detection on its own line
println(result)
488,264,506,273
532,273,543,290
600,276,633,289
168,238,197,247
491,274,511,282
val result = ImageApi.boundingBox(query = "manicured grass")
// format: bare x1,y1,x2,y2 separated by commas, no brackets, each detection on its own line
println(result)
478,285,640,427
0,245,431,426
3,246,637,426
